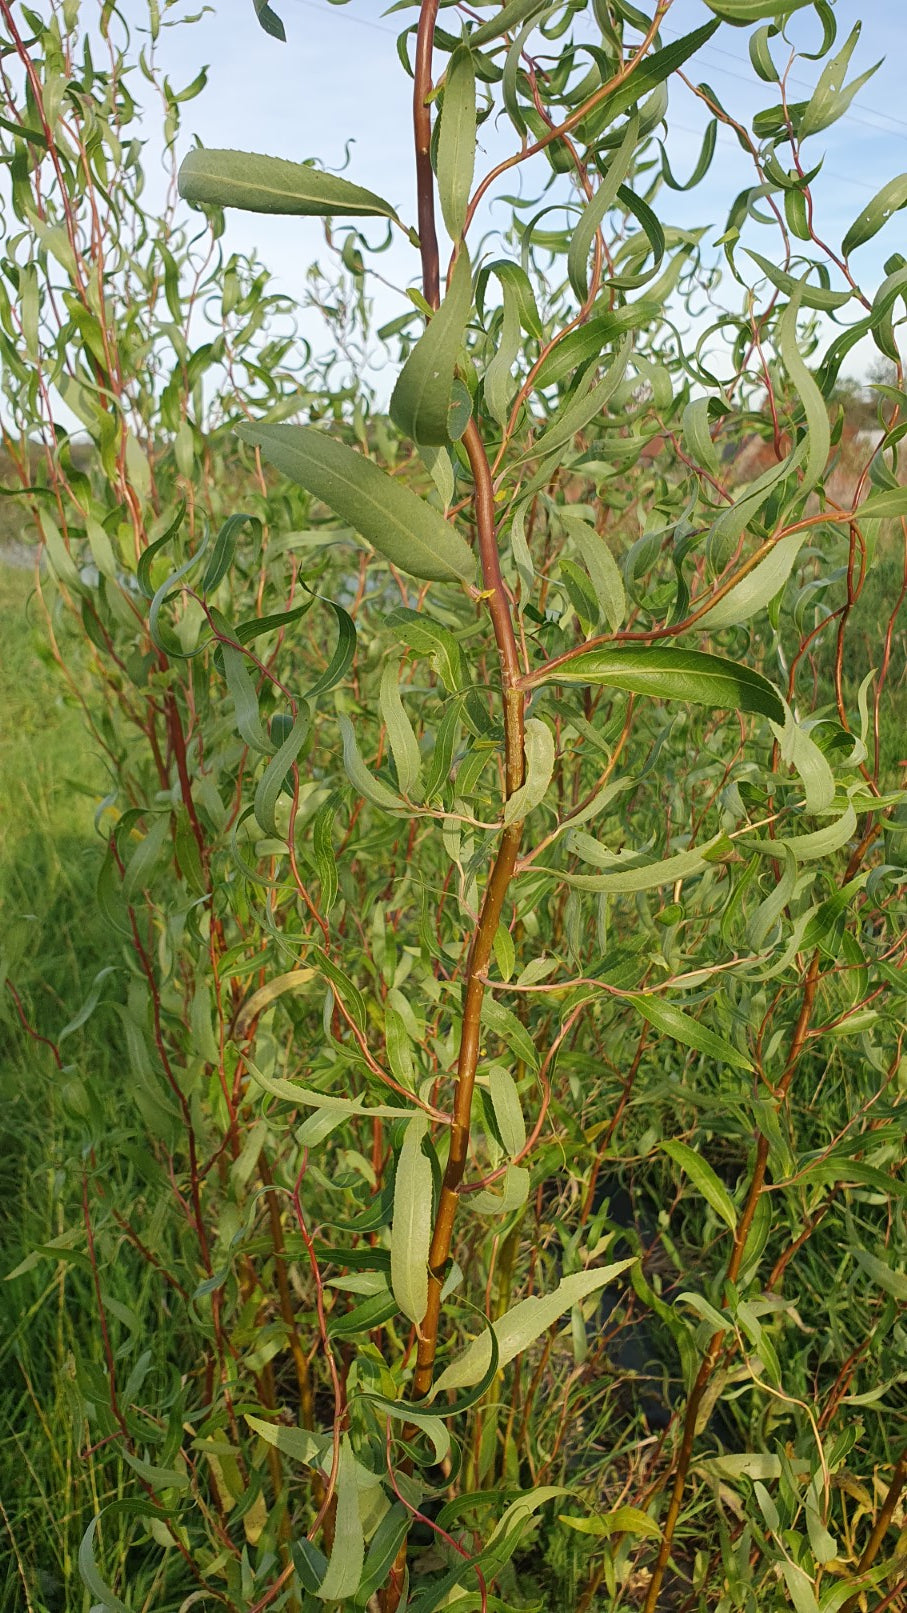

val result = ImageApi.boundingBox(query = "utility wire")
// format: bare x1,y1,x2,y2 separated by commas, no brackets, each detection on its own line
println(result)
285,0,907,143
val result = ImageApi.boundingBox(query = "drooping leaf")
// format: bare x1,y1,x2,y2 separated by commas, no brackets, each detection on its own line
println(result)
379,658,423,797
237,423,475,583
306,599,357,703
78,1517,130,1613
705,0,811,21
253,704,310,836
528,644,784,724
778,283,830,496
661,1140,739,1232
468,0,547,48
770,705,836,814
503,717,555,825
252,0,286,40
390,1112,433,1327
562,514,626,632
338,713,407,812
430,1261,634,1395
221,642,273,755
390,248,474,445
567,110,639,302
551,829,731,893
483,274,523,429
202,512,261,595
487,1064,526,1156
179,147,399,220
316,1436,364,1601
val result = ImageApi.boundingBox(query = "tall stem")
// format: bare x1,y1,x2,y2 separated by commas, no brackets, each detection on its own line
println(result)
406,2,526,1403
413,0,441,312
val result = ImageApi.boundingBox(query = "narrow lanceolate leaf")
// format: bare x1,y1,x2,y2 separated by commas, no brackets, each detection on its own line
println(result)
438,47,476,240
338,714,406,812
527,645,784,725
243,1053,413,1119
488,1065,526,1156
306,601,357,702
842,174,907,258
600,21,720,125
743,251,851,312
568,111,639,302
390,1112,432,1327
252,0,286,41
853,1248,907,1301
631,996,753,1073
237,423,475,583
661,1140,738,1232
484,279,521,427
779,284,830,496
317,1436,365,1601
430,1262,634,1396
222,643,274,754
856,485,907,522
468,0,546,47
390,248,473,445
552,829,730,893
78,1518,130,1613
705,0,811,22
563,516,626,632
179,147,399,220
522,339,631,466
253,704,310,836
503,717,555,825
800,25,880,140
770,705,835,815
379,658,423,797
700,532,808,631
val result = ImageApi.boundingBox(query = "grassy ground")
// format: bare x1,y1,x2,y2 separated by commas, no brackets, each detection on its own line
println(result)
0,562,139,1612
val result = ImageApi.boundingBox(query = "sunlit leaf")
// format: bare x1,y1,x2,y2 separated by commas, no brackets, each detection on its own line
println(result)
390,248,474,445
430,1261,634,1395
390,1112,433,1327
527,644,785,724
179,147,399,220
238,423,475,582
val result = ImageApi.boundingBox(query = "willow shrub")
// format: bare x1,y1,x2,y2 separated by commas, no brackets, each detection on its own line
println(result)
2,0,907,1609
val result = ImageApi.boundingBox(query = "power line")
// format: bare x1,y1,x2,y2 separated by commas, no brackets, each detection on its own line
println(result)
282,0,907,145
660,20,907,141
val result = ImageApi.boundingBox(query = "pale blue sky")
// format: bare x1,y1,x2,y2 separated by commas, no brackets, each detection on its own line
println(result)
159,0,907,382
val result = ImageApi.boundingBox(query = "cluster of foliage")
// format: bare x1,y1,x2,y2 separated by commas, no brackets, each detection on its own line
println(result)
1,0,906,1609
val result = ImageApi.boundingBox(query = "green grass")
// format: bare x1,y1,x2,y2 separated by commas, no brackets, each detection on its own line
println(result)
0,563,163,1612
